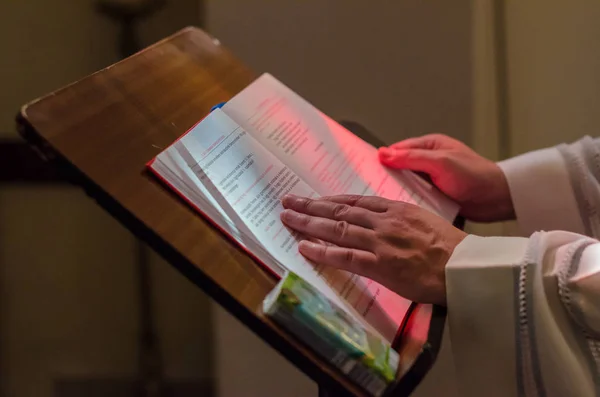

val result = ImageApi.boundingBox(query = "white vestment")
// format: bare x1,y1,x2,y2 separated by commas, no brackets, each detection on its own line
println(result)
445,136,600,396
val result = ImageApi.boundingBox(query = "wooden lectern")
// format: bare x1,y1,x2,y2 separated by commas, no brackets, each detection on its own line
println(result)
16,27,445,396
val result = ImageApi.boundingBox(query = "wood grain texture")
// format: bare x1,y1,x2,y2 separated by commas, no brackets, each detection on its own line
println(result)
16,27,439,396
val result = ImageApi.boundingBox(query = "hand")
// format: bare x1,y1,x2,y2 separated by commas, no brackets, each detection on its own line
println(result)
280,194,467,306
378,133,514,222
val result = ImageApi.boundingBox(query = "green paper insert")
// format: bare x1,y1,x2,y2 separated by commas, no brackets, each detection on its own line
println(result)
263,271,399,396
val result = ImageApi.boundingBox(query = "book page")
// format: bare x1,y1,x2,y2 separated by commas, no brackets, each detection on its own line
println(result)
152,149,286,277
175,109,405,341
223,74,458,221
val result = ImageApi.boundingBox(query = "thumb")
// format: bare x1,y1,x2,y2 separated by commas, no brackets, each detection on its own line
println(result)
378,147,442,176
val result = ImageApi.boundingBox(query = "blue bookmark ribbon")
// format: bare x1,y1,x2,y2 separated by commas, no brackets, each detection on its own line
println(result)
210,102,226,112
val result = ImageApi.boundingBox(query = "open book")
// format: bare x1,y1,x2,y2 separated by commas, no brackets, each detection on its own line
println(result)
148,73,458,343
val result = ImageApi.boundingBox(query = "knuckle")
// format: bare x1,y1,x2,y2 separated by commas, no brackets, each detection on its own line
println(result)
298,214,311,227
332,204,351,219
375,197,391,212
374,249,388,264
421,133,448,150
345,195,361,205
382,246,406,264
428,133,446,141
390,217,408,231
344,249,355,264
317,244,328,259
390,201,408,214
354,196,369,207
374,225,390,241
403,150,417,160
435,152,451,163
427,150,445,162
438,156,455,170
375,248,397,268
302,198,314,212
377,215,409,237
333,220,349,238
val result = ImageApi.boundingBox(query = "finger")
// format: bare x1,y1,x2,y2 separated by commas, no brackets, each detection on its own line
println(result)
281,209,374,250
298,241,377,276
387,133,448,150
281,195,377,228
316,195,389,213
378,148,442,176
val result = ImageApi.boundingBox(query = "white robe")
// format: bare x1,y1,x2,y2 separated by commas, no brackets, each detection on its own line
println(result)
445,136,600,396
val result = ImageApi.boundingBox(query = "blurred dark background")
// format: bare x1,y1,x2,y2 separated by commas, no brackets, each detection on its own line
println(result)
1,1,599,396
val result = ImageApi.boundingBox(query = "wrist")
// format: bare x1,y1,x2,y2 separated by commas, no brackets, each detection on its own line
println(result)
436,229,468,306
489,164,516,221
458,163,516,223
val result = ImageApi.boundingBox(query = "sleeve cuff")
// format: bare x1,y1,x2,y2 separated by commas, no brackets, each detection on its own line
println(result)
444,235,530,394
569,243,600,333
446,234,529,271
498,147,585,236
445,234,529,333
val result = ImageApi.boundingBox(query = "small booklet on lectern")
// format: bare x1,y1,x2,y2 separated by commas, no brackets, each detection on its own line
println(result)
147,73,458,344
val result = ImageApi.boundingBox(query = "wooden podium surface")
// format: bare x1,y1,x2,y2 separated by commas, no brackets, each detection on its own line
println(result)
17,27,441,397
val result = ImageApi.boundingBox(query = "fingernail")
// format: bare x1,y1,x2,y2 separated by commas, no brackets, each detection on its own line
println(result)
281,193,297,203
280,209,299,223
299,240,318,252
282,194,305,207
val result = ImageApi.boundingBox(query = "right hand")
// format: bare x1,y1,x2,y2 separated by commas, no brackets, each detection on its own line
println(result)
378,133,515,223
280,194,467,306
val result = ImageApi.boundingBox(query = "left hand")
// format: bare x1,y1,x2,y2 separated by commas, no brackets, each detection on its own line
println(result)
378,134,514,222
280,194,467,306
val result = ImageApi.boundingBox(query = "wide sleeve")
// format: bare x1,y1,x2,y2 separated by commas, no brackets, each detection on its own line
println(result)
444,135,600,396
445,233,600,397
497,135,600,237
